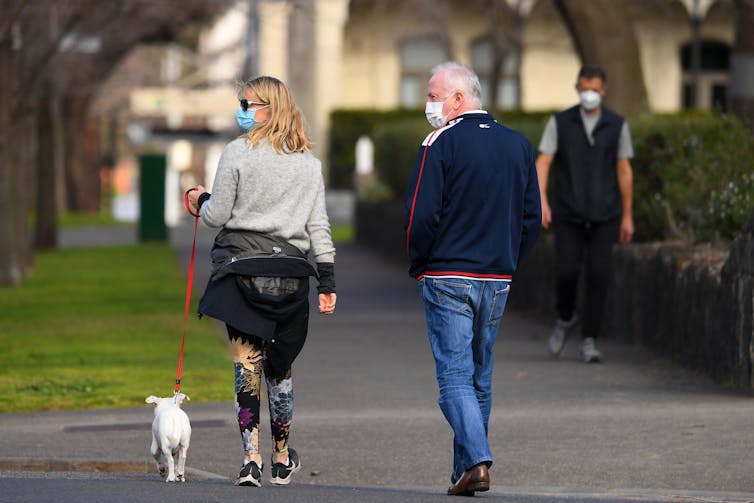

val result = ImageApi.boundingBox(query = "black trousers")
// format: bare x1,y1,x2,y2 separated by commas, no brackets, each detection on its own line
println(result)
554,219,619,340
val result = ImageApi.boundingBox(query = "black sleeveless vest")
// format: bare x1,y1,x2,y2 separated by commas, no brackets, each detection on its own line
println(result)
552,105,624,223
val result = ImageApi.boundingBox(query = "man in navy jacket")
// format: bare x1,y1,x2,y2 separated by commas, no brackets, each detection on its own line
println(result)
404,62,541,496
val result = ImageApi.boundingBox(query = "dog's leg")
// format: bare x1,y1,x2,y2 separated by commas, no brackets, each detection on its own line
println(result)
151,435,167,477
175,444,188,482
163,445,176,482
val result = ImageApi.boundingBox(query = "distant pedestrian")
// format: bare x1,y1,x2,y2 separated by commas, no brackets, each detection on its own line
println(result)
404,61,541,496
536,64,634,363
187,76,336,487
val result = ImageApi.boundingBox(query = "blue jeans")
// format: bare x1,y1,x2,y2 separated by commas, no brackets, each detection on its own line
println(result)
419,277,510,479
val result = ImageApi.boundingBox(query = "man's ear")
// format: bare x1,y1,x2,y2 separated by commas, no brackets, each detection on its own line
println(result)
452,90,464,108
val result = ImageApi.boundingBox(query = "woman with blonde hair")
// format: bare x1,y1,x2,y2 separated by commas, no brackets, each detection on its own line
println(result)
188,76,336,487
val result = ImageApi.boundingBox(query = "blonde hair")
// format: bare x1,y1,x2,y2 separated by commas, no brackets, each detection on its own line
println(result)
238,76,313,153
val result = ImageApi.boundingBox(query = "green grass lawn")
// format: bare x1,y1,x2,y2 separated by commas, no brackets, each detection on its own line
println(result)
1,221,353,413
28,211,131,229
0,244,232,413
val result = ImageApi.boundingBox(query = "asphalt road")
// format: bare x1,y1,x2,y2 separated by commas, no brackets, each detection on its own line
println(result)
2,222,754,503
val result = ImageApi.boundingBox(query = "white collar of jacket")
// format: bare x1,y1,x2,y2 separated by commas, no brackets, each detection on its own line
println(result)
422,110,492,146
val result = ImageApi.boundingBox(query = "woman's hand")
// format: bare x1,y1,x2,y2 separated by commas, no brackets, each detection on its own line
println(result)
187,185,207,211
318,293,336,315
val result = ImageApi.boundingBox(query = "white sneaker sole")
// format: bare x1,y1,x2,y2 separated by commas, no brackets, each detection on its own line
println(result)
269,464,301,485
238,475,262,487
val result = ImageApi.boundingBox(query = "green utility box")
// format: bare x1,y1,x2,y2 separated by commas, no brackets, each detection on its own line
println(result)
138,153,167,241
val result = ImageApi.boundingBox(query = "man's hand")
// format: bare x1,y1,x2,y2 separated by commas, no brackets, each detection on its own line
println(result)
541,197,552,230
620,214,634,245
535,153,553,230
616,159,633,245
318,293,336,315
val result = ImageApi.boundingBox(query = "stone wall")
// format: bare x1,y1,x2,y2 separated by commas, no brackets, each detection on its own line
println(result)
357,200,754,393
720,214,754,390
511,216,754,391
607,243,734,382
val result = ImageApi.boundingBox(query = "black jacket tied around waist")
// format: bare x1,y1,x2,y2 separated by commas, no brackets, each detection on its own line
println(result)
198,229,317,377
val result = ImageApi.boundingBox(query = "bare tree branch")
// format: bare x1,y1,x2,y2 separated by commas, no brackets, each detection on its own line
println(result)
0,0,29,41
552,0,585,61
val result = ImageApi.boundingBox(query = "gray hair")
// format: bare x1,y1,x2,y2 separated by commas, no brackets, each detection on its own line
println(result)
430,61,482,108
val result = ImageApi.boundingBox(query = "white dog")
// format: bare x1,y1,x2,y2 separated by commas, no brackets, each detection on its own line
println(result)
145,393,192,482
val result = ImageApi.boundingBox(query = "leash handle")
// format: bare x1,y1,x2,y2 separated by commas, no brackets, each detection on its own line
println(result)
184,187,201,218
175,190,200,393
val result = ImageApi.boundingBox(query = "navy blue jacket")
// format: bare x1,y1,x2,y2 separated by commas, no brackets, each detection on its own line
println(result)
404,112,541,280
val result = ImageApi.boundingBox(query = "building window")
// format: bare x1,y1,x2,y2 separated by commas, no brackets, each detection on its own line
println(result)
399,37,448,107
471,37,520,110
680,40,730,110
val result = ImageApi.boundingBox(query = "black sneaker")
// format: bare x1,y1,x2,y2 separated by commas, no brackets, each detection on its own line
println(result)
238,460,262,487
269,448,301,485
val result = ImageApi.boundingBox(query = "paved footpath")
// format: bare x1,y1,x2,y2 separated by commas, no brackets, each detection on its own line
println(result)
2,221,754,503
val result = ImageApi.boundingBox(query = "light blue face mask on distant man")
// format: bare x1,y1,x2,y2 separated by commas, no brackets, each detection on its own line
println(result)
236,99,269,132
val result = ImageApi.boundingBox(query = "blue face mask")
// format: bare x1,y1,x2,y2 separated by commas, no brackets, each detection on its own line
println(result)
236,107,264,132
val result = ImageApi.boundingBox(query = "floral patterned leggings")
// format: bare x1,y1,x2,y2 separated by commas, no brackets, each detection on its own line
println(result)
228,328,293,460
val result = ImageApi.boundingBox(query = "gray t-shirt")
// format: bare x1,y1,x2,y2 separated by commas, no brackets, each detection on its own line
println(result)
538,109,634,159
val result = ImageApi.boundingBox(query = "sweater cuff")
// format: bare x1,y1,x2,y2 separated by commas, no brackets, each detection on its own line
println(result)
316,262,336,294
197,192,211,209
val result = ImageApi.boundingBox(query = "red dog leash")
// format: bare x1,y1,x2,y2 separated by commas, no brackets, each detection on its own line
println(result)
175,188,201,394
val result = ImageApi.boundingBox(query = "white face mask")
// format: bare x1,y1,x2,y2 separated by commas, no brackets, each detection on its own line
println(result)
579,90,602,111
425,100,448,129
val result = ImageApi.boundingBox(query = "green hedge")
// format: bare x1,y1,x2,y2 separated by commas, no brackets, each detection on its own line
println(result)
328,108,550,192
630,112,754,242
328,108,422,190
329,108,754,242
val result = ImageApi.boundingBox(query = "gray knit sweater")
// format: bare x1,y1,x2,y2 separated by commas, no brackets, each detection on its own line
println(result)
200,137,335,263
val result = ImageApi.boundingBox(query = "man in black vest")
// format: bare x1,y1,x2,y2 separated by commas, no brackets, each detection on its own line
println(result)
536,65,634,363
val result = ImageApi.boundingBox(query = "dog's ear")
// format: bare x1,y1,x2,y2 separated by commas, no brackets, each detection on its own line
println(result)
145,395,160,405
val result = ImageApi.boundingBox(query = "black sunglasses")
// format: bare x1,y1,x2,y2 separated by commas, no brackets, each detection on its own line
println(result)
239,99,268,111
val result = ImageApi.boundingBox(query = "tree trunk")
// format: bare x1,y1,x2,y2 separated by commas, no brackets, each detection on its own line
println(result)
18,112,35,272
34,89,57,250
0,37,28,286
553,0,649,117
0,41,20,286
53,93,67,214
485,0,523,110
63,95,100,212
730,0,754,129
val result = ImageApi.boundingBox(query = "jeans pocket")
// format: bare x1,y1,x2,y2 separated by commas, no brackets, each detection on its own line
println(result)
431,279,472,313
488,283,511,323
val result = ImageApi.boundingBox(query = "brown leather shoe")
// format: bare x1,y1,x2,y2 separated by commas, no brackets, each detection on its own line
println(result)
447,463,490,496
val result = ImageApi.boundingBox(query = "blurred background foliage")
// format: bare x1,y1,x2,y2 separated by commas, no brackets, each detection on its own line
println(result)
330,109,754,243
